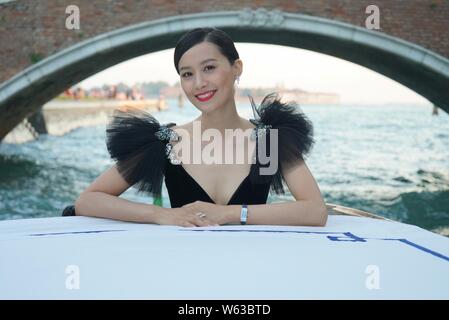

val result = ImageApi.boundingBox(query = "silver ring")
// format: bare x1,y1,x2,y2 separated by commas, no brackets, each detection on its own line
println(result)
196,212,207,219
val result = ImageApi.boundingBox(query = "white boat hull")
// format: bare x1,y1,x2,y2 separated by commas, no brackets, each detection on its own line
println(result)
0,215,448,299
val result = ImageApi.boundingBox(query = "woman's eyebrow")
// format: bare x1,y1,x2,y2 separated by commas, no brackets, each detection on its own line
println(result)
179,58,217,71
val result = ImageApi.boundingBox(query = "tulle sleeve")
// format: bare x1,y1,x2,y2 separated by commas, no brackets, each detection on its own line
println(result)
105,108,178,198
248,92,315,195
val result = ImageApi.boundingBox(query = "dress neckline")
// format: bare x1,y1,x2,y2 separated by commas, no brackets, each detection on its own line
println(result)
165,120,260,205
177,163,254,206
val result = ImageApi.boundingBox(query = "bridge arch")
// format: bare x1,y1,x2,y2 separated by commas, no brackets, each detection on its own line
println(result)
1,8,448,140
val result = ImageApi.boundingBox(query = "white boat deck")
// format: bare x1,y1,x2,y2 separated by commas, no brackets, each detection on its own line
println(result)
0,215,448,299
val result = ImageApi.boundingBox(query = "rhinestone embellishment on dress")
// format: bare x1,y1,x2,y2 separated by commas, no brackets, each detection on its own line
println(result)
154,124,179,142
154,123,182,165
165,142,181,165
249,119,272,141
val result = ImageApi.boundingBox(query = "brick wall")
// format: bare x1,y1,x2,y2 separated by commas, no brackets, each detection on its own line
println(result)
0,0,448,84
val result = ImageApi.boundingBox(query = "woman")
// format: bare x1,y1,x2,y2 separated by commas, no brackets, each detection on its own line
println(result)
71,27,328,227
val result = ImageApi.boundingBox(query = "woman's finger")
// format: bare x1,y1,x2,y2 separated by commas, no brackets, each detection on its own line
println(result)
196,216,219,227
182,221,196,227
193,216,208,227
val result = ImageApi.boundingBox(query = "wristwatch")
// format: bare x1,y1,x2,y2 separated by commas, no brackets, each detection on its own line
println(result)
240,204,248,225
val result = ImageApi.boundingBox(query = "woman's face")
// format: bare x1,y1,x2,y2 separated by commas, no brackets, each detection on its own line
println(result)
178,42,242,114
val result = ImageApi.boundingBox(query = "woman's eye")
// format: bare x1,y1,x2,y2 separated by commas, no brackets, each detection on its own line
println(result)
181,66,214,78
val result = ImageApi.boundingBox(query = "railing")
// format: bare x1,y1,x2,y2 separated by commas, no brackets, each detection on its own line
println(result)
325,203,390,221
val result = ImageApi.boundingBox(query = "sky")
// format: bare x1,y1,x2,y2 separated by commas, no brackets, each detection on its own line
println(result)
79,43,431,105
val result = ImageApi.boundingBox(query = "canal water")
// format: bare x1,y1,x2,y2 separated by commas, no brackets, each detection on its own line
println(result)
0,98,448,236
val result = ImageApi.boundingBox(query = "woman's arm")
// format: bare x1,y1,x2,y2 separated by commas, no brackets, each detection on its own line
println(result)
223,161,328,226
74,164,163,223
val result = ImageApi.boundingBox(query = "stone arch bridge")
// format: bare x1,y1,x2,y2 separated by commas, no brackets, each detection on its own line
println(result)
0,0,448,141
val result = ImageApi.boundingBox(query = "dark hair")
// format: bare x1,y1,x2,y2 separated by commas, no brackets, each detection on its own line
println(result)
174,27,240,75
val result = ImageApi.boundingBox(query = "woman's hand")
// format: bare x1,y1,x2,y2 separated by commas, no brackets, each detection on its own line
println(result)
154,201,226,227
182,200,228,226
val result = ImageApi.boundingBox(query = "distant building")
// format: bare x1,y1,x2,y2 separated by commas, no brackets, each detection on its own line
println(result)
58,83,145,101
280,89,340,105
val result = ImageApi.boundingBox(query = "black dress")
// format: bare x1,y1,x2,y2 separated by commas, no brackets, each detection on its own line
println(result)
164,160,271,207
62,92,314,215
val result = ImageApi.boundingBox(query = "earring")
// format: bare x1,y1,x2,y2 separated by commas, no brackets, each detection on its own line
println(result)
235,76,240,85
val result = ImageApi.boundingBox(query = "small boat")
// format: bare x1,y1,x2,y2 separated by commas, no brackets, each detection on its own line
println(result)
0,204,448,299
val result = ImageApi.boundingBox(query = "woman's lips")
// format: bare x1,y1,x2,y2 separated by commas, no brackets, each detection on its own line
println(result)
195,90,217,102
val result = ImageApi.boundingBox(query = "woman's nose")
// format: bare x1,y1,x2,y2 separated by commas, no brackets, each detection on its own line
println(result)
194,74,207,90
